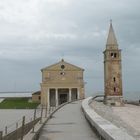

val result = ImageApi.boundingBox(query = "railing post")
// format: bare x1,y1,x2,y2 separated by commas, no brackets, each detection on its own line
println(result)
16,122,18,129
50,107,52,113
30,118,32,130
21,116,25,140
49,107,51,114
0,131,3,140
40,105,43,124
5,126,7,135
16,122,18,140
45,105,47,118
32,108,36,133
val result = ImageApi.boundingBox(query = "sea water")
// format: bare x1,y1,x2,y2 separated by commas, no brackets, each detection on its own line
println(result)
0,92,139,101
87,91,140,101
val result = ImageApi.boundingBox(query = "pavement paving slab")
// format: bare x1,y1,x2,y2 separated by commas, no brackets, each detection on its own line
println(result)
39,101,99,140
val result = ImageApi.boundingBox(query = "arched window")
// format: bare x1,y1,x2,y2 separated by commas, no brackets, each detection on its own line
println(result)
111,53,114,57
111,53,117,58
114,87,116,92
114,53,117,58
113,77,116,82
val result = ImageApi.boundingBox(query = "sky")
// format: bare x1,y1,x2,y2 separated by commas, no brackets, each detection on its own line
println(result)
0,0,140,96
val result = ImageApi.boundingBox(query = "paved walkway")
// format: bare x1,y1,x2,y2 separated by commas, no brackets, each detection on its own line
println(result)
39,101,98,140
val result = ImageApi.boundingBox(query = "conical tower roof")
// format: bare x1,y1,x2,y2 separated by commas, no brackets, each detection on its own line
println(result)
106,21,118,49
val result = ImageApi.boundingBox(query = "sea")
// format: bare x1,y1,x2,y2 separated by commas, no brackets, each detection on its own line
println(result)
88,91,140,101
0,91,139,101
0,92,32,98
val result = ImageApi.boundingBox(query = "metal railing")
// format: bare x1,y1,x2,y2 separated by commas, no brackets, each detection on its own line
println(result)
0,99,81,140
92,95,104,100
0,105,56,140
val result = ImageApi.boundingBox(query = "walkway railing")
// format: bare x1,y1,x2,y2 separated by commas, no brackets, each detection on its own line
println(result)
0,100,77,140
92,95,104,100
0,105,57,140
25,100,81,140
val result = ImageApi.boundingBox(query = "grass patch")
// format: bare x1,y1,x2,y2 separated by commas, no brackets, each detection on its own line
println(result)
0,98,40,109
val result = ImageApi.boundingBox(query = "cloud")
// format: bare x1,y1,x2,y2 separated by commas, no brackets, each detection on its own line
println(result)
0,0,139,96
47,0,70,6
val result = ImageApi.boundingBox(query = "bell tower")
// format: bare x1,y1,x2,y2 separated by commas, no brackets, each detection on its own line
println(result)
103,21,123,106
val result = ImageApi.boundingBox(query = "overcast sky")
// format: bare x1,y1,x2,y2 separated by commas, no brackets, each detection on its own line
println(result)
0,0,140,96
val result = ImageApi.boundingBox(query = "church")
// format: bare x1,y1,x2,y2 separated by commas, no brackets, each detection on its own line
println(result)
32,21,123,107
40,59,85,107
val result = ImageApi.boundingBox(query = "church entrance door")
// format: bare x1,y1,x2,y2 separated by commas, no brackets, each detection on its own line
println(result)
58,89,69,105
59,94,68,104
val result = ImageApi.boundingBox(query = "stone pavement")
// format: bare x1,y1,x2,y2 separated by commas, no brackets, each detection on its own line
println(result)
39,100,98,140
90,101,140,140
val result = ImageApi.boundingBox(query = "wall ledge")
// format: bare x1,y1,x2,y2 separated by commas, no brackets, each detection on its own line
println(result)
82,97,136,140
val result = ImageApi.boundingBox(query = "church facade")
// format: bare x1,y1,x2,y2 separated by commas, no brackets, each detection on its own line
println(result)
40,59,85,107
103,22,123,106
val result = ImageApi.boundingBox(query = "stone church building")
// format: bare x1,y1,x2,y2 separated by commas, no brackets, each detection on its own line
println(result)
40,59,85,107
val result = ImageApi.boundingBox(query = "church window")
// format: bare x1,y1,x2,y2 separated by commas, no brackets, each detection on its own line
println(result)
113,77,116,82
60,72,65,75
114,53,117,58
61,65,65,69
114,87,116,92
38,96,41,100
